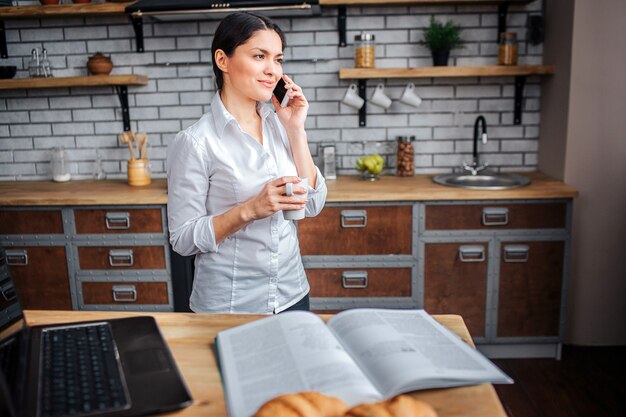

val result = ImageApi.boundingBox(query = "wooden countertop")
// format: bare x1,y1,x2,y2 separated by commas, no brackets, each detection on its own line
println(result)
0,172,577,206
24,310,507,417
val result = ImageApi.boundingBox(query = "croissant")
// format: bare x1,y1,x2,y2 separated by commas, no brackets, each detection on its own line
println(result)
253,391,349,417
344,395,438,417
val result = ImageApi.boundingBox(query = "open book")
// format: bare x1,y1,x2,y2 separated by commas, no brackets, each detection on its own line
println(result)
215,309,512,417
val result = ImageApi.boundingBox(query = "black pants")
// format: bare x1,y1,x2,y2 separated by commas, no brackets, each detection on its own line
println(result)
278,293,310,313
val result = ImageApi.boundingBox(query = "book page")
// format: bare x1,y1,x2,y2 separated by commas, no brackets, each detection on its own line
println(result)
216,311,382,417
327,309,512,397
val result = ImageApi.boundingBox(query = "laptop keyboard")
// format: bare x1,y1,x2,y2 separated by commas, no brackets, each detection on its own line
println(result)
40,323,130,417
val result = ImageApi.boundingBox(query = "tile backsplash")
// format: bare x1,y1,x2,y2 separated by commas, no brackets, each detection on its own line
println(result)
0,0,543,180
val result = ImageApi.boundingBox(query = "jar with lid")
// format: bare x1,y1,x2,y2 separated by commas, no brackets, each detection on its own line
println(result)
396,136,415,177
50,147,71,182
355,32,376,68
498,32,518,65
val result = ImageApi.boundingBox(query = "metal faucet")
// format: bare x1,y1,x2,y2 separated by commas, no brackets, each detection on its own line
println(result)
463,115,489,175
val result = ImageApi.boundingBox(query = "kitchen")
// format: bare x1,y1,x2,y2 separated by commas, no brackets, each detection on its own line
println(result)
0,0,624,416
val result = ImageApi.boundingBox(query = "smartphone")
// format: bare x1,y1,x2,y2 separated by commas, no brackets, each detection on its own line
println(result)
273,77,292,108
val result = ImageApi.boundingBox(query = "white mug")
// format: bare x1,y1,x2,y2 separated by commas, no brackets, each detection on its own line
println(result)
398,82,422,108
341,84,365,109
283,177,308,221
369,83,392,109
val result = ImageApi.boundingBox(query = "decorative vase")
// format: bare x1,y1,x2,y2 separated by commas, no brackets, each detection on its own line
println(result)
87,52,113,75
432,49,450,66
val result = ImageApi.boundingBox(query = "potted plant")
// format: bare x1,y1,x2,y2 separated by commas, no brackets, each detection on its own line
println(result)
422,17,463,66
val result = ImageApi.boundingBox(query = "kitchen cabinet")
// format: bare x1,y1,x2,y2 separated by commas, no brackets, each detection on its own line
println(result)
0,205,174,312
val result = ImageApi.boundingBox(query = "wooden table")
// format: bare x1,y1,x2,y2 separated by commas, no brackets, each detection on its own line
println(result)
24,310,507,417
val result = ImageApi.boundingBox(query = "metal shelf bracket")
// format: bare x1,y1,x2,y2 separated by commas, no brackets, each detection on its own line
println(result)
115,85,131,132
338,6,347,47
130,14,144,53
358,79,367,127
0,20,7,59
514,75,526,125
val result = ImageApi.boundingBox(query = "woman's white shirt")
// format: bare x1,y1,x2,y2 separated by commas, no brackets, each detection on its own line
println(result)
166,93,327,314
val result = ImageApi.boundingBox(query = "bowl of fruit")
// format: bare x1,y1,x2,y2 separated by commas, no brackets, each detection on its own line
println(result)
356,154,384,181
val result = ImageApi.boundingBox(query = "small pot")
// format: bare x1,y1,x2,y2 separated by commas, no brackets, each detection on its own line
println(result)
431,49,450,67
87,52,113,76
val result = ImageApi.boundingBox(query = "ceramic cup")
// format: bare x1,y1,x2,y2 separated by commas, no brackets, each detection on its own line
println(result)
341,84,365,109
283,177,308,221
369,83,392,109
398,82,422,108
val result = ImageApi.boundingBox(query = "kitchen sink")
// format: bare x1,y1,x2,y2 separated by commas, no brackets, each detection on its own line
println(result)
432,173,531,190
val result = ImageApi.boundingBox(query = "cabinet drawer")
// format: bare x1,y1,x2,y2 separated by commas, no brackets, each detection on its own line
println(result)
307,268,412,298
77,246,166,270
299,206,412,255
423,242,488,337
5,246,71,310
0,210,63,235
424,203,567,230
74,208,163,234
81,282,169,305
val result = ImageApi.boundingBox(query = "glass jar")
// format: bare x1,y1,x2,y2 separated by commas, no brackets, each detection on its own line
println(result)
498,32,518,65
396,136,415,177
355,32,376,68
50,147,71,182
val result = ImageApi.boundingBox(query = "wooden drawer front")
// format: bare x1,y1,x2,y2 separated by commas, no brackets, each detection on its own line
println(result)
77,246,166,270
6,246,71,310
81,282,169,305
0,210,63,234
497,241,564,337
424,243,487,337
74,208,163,234
299,206,412,255
425,203,567,231
308,268,411,298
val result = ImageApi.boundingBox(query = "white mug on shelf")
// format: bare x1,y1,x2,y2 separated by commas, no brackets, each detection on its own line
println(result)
398,82,422,108
369,83,392,109
341,84,365,109
283,177,308,221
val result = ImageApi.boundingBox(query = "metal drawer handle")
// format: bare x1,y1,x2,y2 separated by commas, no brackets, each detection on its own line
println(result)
482,207,509,226
108,249,134,267
342,271,368,289
504,244,530,263
105,212,131,230
2,287,17,302
459,245,485,262
5,250,28,266
340,210,367,228
112,285,137,302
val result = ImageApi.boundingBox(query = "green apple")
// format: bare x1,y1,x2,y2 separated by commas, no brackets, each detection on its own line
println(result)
355,157,365,172
363,156,376,173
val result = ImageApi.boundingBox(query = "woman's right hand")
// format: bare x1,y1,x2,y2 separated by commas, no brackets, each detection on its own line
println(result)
244,176,308,221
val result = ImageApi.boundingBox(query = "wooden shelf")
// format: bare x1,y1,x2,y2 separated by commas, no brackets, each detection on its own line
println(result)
320,0,531,5
339,65,555,80
0,2,134,19
0,74,148,91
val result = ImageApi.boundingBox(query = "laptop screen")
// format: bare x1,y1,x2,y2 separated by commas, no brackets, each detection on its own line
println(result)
0,267,26,415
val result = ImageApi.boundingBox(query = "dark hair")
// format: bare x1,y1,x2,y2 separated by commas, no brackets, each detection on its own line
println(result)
211,12,286,90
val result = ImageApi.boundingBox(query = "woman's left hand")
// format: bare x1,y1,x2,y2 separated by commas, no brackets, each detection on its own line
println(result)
272,74,308,134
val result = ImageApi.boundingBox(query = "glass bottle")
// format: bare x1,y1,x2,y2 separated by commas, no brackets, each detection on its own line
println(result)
28,48,42,78
50,147,71,182
498,32,518,65
396,136,415,177
355,32,376,68
41,48,53,78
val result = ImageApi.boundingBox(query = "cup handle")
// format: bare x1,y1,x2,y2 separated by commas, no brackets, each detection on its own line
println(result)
285,182,293,196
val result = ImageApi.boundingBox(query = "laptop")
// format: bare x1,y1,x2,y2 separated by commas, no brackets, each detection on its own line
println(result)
0,250,193,417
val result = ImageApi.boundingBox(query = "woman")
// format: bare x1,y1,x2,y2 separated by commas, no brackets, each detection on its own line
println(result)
166,12,327,314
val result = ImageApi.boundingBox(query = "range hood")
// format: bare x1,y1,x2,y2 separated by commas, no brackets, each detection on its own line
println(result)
126,0,321,21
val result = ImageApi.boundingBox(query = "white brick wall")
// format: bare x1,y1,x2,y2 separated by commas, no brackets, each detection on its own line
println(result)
0,1,543,180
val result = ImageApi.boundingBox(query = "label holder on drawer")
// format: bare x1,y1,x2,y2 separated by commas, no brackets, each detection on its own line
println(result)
340,210,367,228
341,271,368,288
112,284,137,302
105,212,131,230
108,249,134,267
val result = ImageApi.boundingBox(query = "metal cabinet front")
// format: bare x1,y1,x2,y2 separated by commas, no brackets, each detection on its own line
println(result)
76,245,167,271
74,208,163,234
80,281,169,306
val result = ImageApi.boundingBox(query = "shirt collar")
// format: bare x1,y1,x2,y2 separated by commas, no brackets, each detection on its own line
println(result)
211,92,275,138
